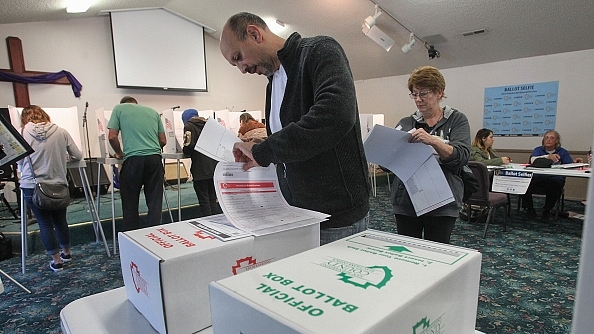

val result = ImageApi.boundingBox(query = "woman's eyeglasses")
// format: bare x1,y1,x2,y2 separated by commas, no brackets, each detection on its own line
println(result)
409,90,433,99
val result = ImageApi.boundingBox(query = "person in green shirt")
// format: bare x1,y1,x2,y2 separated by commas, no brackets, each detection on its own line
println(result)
108,96,166,231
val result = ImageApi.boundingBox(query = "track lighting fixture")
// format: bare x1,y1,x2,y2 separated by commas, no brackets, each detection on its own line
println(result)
363,5,382,29
427,44,440,59
401,33,416,54
363,1,442,59
362,5,395,52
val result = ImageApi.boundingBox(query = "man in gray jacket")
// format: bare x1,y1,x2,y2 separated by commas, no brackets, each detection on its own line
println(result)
220,12,370,245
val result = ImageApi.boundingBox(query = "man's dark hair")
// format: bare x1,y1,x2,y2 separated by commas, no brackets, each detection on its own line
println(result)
120,96,138,104
227,12,268,41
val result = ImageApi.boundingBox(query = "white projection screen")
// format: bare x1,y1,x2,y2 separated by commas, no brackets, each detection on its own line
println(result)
109,8,208,91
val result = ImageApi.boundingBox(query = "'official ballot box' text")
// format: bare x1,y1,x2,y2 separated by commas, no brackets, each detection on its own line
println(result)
209,229,481,334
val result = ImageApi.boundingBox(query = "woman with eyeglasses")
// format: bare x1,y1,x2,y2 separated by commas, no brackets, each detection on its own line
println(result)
521,130,582,222
470,128,511,166
388,66,470,244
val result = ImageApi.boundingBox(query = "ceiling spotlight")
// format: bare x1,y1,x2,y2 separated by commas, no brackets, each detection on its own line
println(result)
401,33,416,54
428,45,440,59
363,4,382,29
362,5,395,52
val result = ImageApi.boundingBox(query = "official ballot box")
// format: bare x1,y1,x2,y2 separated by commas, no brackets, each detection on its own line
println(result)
209,230,482,334
118,218,320,334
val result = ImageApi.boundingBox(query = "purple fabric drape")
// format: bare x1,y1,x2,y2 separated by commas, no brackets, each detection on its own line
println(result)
0,70,83,97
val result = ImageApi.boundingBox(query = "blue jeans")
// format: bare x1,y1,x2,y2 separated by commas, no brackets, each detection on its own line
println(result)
320,212,369,245
22,187,70,256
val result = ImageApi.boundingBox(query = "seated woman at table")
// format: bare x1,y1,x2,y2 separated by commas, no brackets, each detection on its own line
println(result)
522,130,582,222
470,128,511,166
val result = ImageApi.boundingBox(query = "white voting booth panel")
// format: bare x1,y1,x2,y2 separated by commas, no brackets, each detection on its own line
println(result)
210,229,482,334
96,108,123,167
8,106,82,148
160,109,179,154
95,108,122,158
360,113,384,141
119,218,319,334
60,287,212,334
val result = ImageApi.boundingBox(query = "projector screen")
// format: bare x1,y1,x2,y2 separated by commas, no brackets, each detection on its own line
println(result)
109,8,208,91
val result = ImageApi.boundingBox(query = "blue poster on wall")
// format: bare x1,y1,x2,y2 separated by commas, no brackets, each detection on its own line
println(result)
483,81,559,136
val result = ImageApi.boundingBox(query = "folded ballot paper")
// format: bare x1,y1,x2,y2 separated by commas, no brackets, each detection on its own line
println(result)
363,124,454,216
194,118,328,237
195,117,242,162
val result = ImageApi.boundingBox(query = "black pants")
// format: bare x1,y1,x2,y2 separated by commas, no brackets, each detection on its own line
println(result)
395,214,457,244
521,175,565,212
119,155,164,231
193,179,220,216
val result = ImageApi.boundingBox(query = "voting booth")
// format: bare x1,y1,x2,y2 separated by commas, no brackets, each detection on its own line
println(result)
359,113,384,141
209,230,482,334
118,217,319,334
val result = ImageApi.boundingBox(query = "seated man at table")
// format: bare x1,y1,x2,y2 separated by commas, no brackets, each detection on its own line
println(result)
522,130,582,222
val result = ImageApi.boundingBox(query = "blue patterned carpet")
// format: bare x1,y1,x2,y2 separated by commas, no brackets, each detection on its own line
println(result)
368,186,584,334
0,184,586,333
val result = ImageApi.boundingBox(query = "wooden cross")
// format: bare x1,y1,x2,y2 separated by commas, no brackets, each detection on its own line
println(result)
0,36,70,107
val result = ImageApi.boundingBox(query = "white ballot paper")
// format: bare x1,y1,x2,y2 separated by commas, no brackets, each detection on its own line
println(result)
406,156,456,215
363,124,454,215
195,117,241,162
364,124,434,181
214,162,328,236
186,214,252,241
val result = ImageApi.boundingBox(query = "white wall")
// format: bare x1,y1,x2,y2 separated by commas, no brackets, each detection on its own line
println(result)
0,16,268,157
2,16,593,154
355,50,594,151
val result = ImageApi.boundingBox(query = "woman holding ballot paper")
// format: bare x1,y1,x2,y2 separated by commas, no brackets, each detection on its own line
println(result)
389,66,471,244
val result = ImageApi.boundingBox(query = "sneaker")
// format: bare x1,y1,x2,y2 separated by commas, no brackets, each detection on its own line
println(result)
49,261,63,272
526,208,537,219
60,253,72,262
541,210,550,223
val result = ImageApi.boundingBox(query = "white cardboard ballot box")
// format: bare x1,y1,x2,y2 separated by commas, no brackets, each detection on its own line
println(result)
119,219,319,334
209,229,482,334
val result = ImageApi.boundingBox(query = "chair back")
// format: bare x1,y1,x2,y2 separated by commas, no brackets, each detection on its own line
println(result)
466,161,491,205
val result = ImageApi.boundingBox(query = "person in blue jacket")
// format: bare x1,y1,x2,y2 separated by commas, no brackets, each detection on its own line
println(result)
522,130,582,221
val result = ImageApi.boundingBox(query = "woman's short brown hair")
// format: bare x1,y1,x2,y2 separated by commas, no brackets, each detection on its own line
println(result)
407,65,447,99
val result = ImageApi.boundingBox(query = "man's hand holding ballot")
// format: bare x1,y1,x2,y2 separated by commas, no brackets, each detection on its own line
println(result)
233,141,260,171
